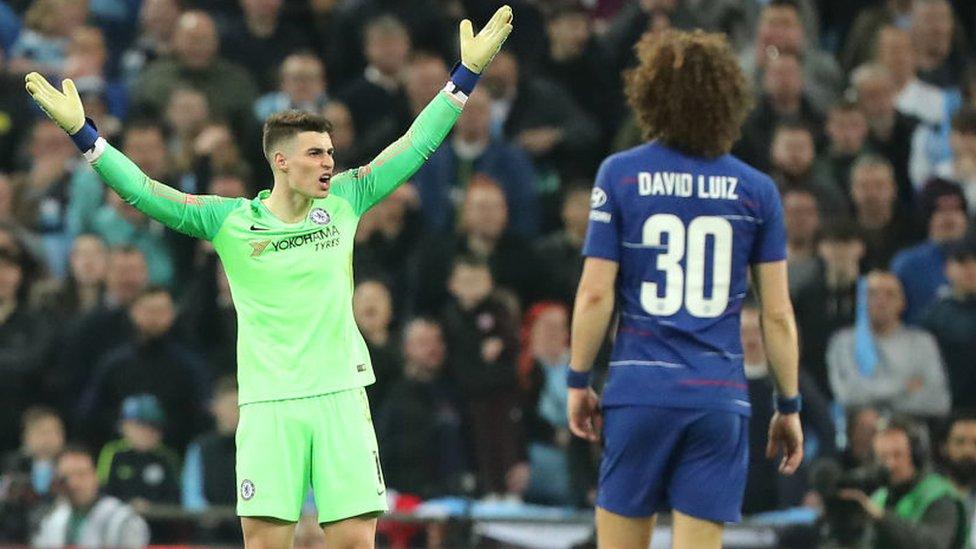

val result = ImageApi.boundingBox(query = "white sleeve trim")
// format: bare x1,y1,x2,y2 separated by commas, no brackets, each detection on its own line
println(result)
83,137,108,163
441,82,468,105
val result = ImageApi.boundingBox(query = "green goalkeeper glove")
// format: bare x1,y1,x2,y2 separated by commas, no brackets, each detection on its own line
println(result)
25,72,86,135
459,5,514,74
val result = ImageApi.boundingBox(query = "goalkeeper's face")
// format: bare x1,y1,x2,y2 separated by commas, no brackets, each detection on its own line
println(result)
283,131,336,198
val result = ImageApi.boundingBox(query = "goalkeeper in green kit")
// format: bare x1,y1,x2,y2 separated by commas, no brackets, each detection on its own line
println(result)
26,7,512,547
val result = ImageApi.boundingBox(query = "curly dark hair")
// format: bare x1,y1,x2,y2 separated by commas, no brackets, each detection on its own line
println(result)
625,29,753,158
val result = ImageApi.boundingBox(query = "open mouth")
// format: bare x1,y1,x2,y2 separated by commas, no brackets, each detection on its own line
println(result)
319,173,332,189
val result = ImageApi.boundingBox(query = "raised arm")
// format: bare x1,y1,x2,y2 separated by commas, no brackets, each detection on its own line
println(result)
330,5,513,216
25,72,239,241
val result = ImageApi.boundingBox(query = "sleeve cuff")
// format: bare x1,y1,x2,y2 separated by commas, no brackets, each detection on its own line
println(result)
70,118,100,153
449,62,480,95
83,137,108,163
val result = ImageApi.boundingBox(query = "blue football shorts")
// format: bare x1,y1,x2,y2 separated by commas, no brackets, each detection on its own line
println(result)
597,405,749,523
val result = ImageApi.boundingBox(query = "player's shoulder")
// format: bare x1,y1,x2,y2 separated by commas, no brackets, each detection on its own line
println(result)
599,141,660,171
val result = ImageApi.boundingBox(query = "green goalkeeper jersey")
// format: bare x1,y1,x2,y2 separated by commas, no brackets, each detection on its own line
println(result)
87,93,462,405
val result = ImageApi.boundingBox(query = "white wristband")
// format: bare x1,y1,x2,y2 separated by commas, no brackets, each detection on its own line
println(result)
83,137,107,163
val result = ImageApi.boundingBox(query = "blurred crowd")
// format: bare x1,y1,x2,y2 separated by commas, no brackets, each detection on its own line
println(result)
0,0,975,546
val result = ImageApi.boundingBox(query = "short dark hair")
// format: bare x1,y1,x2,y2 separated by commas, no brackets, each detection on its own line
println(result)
21,405,61,431
452,254,491,273
781,184,820,202
133,284,172,304
262,110,333,161
773,118,814,140
57,444,95,465
828,98,862,116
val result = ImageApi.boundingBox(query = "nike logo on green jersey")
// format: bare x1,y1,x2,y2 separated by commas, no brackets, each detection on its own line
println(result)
250,224,269,231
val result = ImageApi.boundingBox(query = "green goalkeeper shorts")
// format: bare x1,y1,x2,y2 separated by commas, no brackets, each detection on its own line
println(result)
236,388,388,523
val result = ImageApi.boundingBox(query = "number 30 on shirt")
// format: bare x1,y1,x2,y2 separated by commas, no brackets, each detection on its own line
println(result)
640,214,732,318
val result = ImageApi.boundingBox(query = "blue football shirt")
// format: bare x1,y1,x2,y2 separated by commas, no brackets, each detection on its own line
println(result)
583,141,787,416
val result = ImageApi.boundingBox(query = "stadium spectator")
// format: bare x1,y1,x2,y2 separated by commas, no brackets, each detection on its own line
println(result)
933,108,976,213
439,256,525,497
539,2,623,142
31,233,107,321
518,302,574,506
409,177,543,315
13,121,78,277
837,417,968,549
735,52,825,173
827,270,951,419
375,318,467,498
32,445,149,548
182,376,238,511
783,186,823,297
161,87,212,178
320,100,361,171
910,0,968,91
841,405,882,469
323,0,454,88
892,178,969,324
794,222,864,398
254,53,329,123
816,99,871,196
403,51,449,119
923,237,976,410
0,406,64,542
481,50,601,181
335,15,412,161
131,11,258,131
79,285,210,451
876,26,950,128
353,279,402,414
0,243,51,453
353,185,423,314
97,394,181,508
180,253,236,377
59,245,148,414
768,122,848,217
411,88,540,236
219,0,312,92
7,0,88,76
62,27,125,121
738,0,843,113
849,155,918,269
851,62,925,205
939,411,976,530
740,300,837,513
533,183,589,308
841,0,913,74
119,0,182,85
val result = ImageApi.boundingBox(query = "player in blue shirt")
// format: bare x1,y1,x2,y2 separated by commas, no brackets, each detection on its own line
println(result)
567,30,804,548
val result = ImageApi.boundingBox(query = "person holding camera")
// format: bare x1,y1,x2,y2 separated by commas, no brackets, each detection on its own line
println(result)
838,417,969,549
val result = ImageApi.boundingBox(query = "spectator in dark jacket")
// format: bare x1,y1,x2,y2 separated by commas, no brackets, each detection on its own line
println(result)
849,155,919,269
218,0,312,92
376,318,466,498
59,245,149,415
409,177,543,315
481,50,601,181
923,236,976,410
0,242,51,453
533,183,589,308
793,222,865,398
440,256,526,497
79,285,210,451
